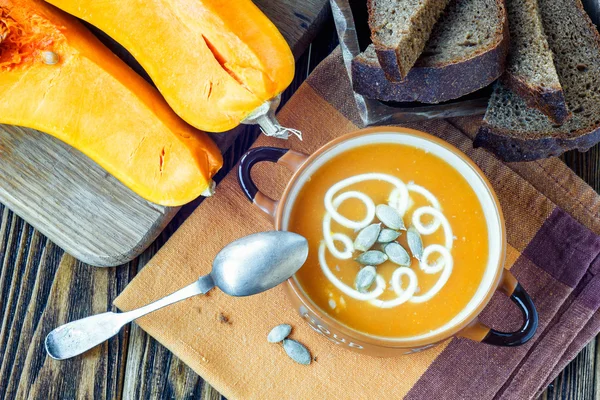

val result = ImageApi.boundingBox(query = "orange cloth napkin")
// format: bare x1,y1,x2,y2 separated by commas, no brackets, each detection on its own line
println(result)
115,49,600,400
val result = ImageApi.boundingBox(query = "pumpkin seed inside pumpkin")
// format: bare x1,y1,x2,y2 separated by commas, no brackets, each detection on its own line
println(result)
383,242,411,266
42,51,59,65
376,204,406,230
377,228,401,243
353,223,381,252
355,266,377,293
355,250,388,265
407,226,424,260
282,339,312,365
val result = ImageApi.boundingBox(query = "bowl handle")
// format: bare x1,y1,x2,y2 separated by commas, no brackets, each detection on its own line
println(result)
459,270,538,346
238,147,309,221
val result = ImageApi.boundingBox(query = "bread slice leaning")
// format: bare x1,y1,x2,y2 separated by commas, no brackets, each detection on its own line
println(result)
353,0,508,103
475,0,600,161
502,0,570,124
368,0,450,81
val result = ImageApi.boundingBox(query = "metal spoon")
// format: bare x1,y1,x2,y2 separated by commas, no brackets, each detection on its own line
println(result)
45,231,308,360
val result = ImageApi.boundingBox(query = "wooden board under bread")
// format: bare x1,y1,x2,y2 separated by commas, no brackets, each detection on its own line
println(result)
0,0,330,267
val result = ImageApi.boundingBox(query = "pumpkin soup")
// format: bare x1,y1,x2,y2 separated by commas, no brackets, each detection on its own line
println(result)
288,143,489,338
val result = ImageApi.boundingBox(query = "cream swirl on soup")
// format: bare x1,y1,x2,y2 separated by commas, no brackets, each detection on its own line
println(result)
320,173,454,308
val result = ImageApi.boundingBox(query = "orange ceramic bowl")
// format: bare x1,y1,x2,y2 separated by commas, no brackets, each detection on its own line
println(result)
238,127,537,356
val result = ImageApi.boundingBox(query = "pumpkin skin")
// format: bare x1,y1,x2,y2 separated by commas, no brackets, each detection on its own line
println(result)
0,0,223,206
45,0,296,133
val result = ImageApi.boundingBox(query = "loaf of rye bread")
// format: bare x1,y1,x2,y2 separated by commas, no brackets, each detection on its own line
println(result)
501,0,570,124
475,0,600,161
368,0,451,81
353,0,508,103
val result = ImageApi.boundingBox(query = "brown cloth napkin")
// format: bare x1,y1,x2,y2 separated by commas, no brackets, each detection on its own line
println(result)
115,49,600,400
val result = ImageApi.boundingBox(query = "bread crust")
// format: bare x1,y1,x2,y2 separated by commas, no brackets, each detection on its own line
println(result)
372,46,406,82
474,122,600,161
353,0,508,103
502,73,571,125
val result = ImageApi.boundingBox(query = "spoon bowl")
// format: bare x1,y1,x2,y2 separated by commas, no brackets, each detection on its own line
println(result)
212,231,309,296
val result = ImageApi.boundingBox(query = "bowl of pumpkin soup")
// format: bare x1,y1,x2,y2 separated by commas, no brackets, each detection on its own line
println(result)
238,127,538,356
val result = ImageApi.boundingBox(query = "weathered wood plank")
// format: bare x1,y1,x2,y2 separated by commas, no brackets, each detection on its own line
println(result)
255,0,331,55
0,204,133,399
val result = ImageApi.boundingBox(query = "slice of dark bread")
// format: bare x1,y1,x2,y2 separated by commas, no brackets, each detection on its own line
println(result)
502,0,570,124
474,0,600,161
368,0,451,81
353,0,508,104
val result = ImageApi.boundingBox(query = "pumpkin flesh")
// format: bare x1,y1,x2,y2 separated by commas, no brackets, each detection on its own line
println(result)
0,0,223,206
44,0,296,132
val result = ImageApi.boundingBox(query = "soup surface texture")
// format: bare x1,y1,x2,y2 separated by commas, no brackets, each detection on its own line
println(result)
288,142,489,338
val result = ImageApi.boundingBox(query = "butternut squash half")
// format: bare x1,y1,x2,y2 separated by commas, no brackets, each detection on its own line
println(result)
45,0,296,133
0,0,223,206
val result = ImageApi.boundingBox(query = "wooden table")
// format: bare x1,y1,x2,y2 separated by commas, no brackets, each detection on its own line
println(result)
0,11,598,400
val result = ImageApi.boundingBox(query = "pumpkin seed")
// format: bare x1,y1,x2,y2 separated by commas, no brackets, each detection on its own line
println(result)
282,339,312,365
383,242,411,266
353,223,381,252
376,204,406,230
355,266,377,293
407,226,424,260
268,324,292,343
377,228,401,243
42,51,59,65
355,250,388,265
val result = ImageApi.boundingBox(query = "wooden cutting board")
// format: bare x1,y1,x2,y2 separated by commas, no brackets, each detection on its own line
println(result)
0,0,329,267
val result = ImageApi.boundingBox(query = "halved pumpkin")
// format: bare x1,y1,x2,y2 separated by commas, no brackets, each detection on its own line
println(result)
45,0,296,132
0,0,223,206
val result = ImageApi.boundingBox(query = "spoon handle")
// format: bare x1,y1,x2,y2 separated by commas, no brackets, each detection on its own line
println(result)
124,274,215,321
46,275,215,360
